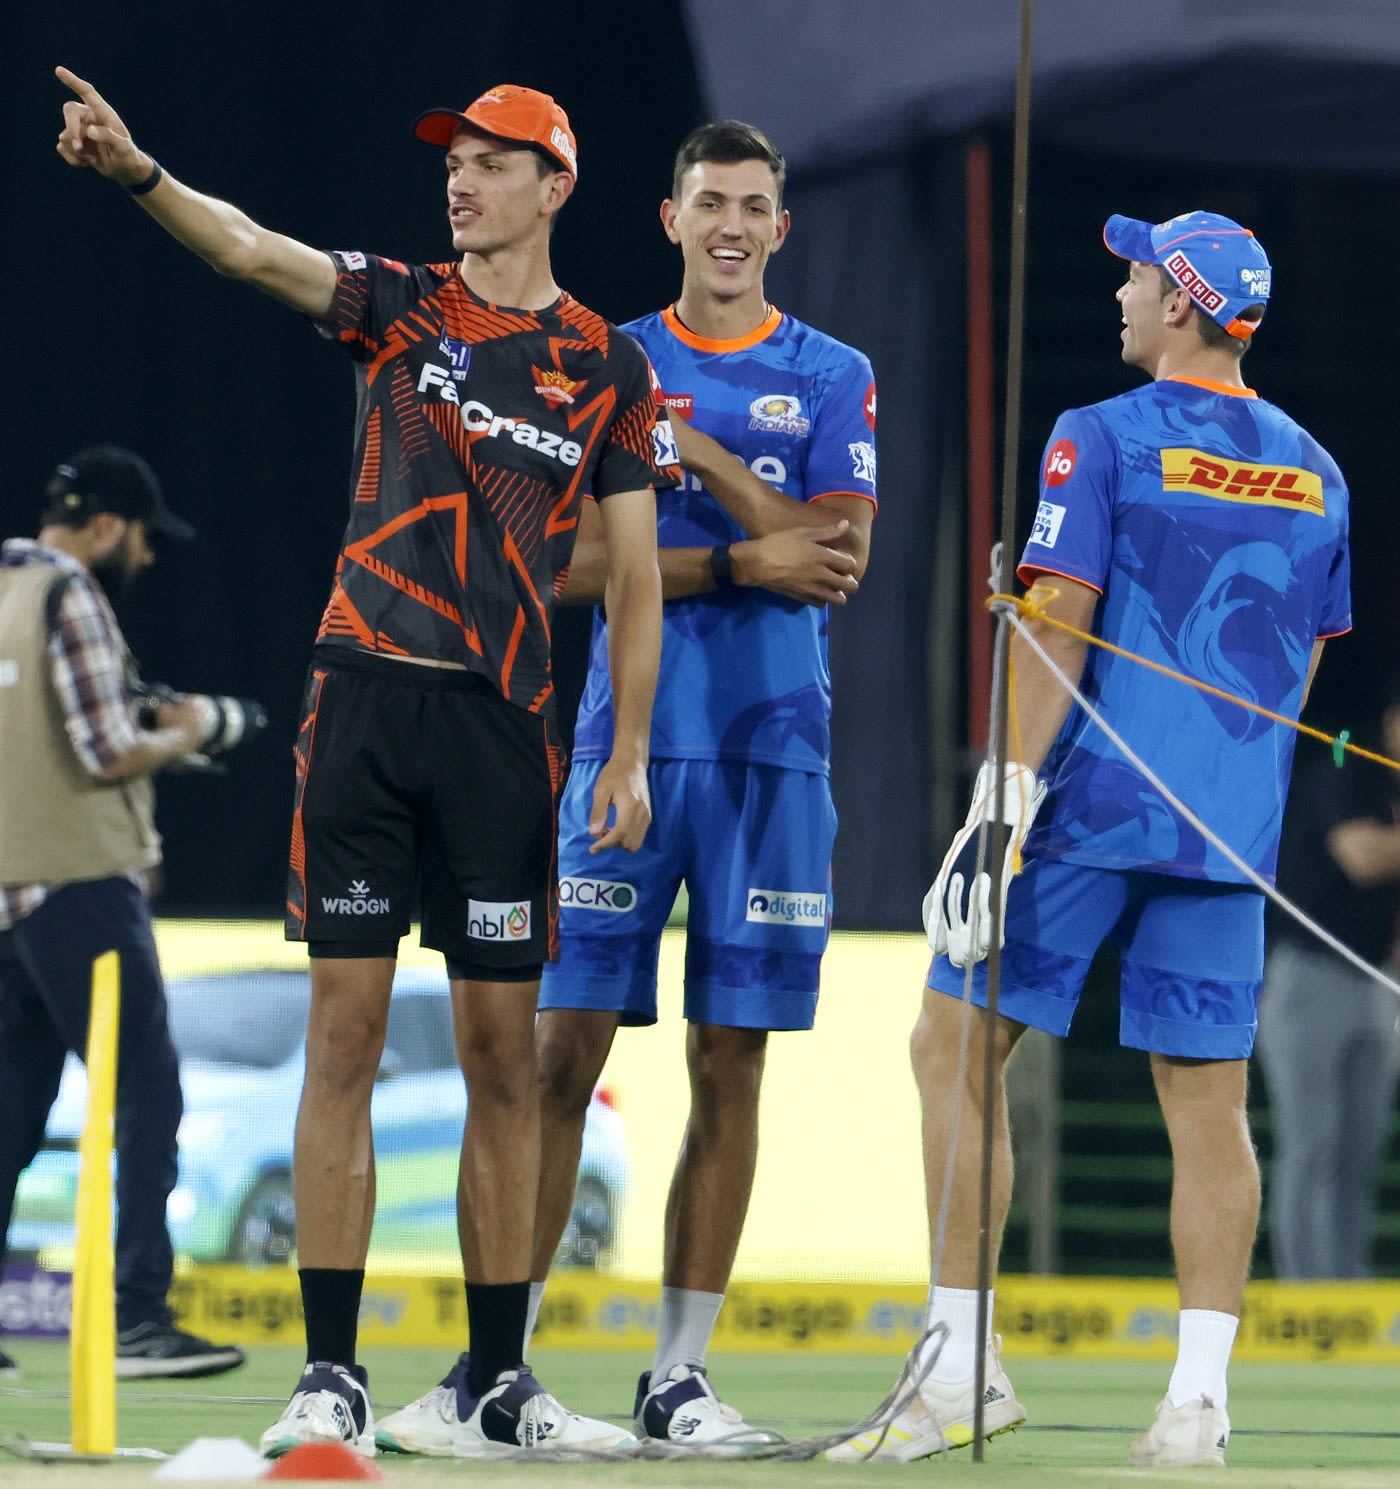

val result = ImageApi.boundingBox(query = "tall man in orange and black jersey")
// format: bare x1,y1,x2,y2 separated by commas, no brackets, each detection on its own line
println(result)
55,68,674,1460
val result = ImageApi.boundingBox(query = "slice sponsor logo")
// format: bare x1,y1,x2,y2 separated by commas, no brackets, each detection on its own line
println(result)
468,898,532,941
1160,447,1325,514
746,888,827,927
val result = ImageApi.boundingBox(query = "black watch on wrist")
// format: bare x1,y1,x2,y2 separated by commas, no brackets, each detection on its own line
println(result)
710,544,735,589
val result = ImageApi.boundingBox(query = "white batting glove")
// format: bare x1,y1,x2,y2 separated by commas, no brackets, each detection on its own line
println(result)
923,761,1047,967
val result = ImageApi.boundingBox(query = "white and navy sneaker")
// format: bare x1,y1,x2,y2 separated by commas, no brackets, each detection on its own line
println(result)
451,1366,635,1458
375,1351,470,1456
826,1335,1025,1461
1128,1394,1229,1468
634,1366,771,1452
259,1361,375,1459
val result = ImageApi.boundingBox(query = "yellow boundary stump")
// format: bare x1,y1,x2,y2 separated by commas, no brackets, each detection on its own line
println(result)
71,949,119,1457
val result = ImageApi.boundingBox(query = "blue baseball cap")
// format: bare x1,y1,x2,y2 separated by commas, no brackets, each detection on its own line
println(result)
1103,210,1272,340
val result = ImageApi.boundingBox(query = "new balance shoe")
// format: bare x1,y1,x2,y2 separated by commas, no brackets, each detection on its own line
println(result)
635,1365,771,1451
826,1336,1026,1461
1128,1394,1229,1468
260,1362,375,1459
115,1321,245,1380
376,1351,470,1456
0,1344,18,1380
451,1366,635,1458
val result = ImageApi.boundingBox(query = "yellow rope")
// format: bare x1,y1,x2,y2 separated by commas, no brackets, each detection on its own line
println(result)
989,589,1400,776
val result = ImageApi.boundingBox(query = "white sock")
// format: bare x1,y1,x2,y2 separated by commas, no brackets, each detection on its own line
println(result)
1167,1309,1238,1408
920,1286,993,1382
651,1287,724,1384
523,1281,546,1358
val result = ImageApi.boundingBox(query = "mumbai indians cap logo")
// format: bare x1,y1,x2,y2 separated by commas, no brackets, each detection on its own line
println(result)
748,393,811,437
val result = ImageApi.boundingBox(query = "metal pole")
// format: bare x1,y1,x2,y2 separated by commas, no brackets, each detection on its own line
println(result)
972,0,1034,1460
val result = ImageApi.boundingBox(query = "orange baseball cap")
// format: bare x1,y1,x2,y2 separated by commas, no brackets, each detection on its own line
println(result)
414,85,578,179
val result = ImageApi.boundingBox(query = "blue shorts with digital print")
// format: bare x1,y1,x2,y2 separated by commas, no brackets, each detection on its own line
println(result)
538,757,836,1030
926,857,1264,1058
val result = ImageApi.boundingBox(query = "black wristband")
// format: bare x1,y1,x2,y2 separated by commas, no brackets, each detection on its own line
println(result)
710,544,734,589
127,160,163,197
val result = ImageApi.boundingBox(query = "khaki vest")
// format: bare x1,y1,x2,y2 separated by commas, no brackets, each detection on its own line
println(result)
0,562,161,885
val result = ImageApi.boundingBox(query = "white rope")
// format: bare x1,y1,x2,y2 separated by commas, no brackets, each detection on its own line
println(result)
998,600,1400,1000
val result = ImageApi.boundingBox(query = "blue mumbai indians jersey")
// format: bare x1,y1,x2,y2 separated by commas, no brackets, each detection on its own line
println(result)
572,306,878,775
1018,375,1351,884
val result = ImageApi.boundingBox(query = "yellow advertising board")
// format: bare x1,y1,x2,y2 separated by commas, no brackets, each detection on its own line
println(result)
167,1266,1400,1364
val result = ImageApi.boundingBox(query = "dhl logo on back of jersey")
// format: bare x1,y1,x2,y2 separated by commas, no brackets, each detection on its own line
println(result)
1160,447,1325,515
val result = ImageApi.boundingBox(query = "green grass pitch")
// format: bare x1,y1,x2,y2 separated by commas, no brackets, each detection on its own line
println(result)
2,1342,1398,1485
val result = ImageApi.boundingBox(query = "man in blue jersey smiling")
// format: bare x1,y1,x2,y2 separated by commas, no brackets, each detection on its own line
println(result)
832,212,1351,1469
546,120,876,1447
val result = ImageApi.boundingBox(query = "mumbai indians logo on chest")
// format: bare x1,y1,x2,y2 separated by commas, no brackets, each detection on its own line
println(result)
1160,448,1325,514
439,332,472,381
748,394,811,436
746,888,827,927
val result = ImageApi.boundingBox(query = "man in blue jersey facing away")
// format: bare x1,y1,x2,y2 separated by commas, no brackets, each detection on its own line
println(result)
376,120,876,1455
831,213,1350,1468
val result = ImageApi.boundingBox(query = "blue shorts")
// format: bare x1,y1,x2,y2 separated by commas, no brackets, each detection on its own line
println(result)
539,758,836,1029
926,858,1264,1058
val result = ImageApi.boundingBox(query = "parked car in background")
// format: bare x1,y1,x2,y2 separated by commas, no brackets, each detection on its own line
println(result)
11,967,628,1271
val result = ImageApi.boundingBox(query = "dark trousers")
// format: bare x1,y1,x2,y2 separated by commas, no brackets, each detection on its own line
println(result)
0,876,182,1329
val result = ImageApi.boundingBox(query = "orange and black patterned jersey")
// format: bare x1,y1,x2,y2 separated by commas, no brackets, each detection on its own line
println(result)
314,251,680,716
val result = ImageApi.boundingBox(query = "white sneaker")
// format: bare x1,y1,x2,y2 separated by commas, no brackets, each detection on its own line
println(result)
451,1366,636,1458
1129,1394,1229,1467
259,1362,375,1459
634,1366,772,1452
826,1336,1026,1461
375,1351,469,1456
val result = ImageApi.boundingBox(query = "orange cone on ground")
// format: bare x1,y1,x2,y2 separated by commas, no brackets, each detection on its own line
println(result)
260,1442,384,1480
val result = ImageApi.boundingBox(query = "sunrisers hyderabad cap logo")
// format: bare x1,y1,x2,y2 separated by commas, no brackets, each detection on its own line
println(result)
532,366,586,407
1044,438,1077,488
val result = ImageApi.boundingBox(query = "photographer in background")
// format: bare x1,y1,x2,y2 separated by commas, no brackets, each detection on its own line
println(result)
0,446,244,1380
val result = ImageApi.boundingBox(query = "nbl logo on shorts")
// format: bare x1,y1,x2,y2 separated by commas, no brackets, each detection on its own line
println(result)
468,899,532,941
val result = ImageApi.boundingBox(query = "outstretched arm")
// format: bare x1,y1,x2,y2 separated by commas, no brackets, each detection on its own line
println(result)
55,66,336,318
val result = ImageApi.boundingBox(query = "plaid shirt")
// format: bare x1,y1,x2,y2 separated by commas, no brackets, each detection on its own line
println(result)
0,539,143,930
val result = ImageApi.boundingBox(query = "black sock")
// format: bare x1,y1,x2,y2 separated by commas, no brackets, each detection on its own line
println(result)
299,1267,364,1369
465,1281,529,1396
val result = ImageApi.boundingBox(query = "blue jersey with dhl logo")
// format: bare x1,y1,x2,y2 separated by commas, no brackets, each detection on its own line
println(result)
572,305,878,775
1018,374,1351,884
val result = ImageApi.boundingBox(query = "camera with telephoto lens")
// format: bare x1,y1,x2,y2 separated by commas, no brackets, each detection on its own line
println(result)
132,680,269,772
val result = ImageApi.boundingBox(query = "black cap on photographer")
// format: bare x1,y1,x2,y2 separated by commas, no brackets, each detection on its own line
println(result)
46,446,196,542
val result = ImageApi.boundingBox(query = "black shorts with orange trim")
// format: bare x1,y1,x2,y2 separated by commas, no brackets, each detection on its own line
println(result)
285,648,565,970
